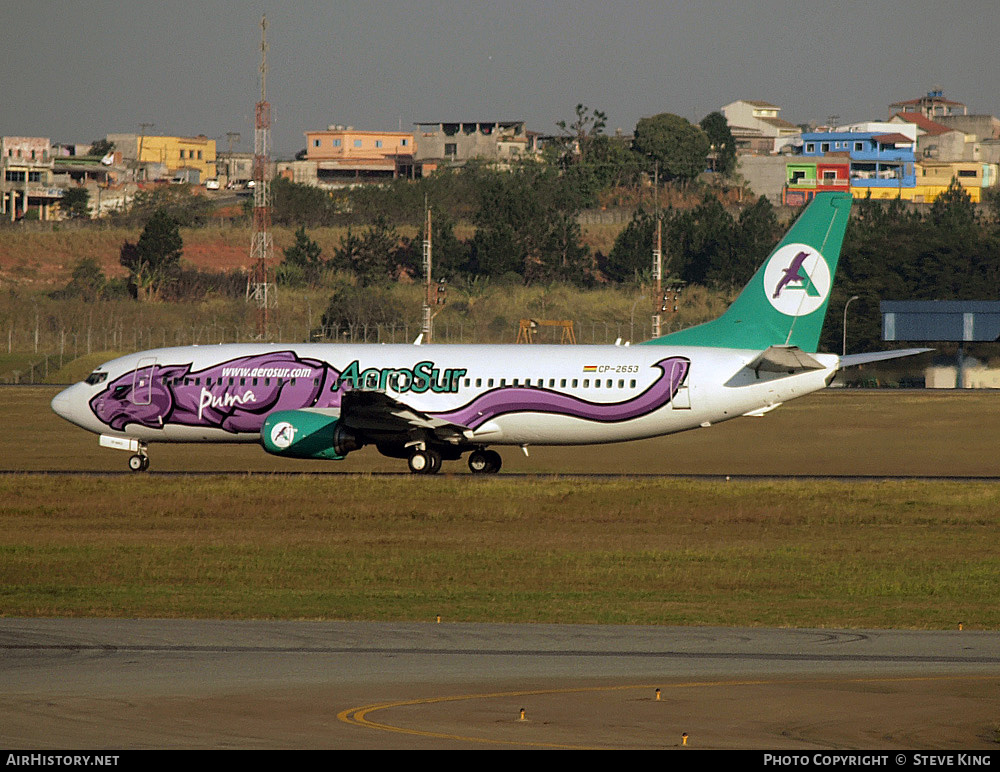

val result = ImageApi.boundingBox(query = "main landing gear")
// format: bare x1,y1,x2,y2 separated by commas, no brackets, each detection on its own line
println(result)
128,452,150,472
467,449,502,475
405,447,503,475
407,447,443,475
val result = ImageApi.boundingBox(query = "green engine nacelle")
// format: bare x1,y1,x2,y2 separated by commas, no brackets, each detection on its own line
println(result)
261,410,360,460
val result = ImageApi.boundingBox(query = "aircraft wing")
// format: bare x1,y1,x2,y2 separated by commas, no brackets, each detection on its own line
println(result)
337,390,474,445
839,348,933,368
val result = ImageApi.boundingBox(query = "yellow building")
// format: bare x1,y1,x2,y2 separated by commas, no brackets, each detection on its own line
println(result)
850,185,983,203
107,133,217,182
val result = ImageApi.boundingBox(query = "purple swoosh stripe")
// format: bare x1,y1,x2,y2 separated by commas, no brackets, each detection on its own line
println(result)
430,356,689,430
91,351,342,433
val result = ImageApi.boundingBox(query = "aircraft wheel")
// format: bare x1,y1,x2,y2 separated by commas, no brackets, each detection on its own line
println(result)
128,454,148,472
483,449,502,474
468,450,491,474
467,449,502,474
469,449,501,474
408,448,442,475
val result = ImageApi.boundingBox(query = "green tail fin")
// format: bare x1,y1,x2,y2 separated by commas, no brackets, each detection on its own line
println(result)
642,191,853,352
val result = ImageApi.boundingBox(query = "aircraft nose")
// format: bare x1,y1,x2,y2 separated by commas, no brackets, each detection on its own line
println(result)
51,383,87,425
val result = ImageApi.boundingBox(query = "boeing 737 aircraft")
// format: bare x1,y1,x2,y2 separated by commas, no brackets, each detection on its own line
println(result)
50,192,924,474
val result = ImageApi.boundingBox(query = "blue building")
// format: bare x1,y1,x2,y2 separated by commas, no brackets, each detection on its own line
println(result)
800,131,917,192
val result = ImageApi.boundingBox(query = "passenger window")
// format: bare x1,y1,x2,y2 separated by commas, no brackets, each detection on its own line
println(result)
583,379,589,387
572,379,578,388
560,379,566,388
630,379,636,388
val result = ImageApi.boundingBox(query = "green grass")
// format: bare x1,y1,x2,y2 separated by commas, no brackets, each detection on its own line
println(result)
1,475,998,627
6,386,1000,627
10,385,1000,477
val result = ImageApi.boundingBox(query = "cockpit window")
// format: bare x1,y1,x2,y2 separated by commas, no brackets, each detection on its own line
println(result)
85,371,108,385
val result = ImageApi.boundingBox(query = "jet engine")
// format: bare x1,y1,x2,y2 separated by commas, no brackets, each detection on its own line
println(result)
261,411,361,460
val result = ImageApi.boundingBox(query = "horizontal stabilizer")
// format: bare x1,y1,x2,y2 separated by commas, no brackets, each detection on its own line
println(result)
747,345,826,374
839,348,933,368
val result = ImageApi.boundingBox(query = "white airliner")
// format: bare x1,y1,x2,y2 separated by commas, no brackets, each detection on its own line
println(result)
50,192,924,474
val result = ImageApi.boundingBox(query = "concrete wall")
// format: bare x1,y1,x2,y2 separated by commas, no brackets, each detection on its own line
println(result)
937,115,1000,141
926,364,1000,389
413,122,528,163
736,155,789,203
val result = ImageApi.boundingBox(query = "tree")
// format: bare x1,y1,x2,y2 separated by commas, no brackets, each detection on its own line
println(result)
53,257,107,301
61,187,90,219
603,209,657,284
555,104,608,164
412,211,469,280
278,226,326,287
330,215,401,286
699,112,737,177
113,184,214,227
319,282,409,340
120,208,183,300
633,113,710,186
88,139,114,157
682,195,735,287
271,176,332,226
729,196,780,287
467,163,590,284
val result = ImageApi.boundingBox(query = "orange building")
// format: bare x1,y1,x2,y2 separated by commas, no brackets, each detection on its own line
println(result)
302,125,419,185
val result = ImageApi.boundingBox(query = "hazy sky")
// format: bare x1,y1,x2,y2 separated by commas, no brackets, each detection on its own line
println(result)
5,1,999,158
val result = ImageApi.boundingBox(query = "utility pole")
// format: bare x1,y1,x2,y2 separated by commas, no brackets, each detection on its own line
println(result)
246,14,276,339
137,122,154,182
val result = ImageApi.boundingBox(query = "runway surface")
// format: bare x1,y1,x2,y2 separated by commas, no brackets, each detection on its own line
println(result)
2,619,998,749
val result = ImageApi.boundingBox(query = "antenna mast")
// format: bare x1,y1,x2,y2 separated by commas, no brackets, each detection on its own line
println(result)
651,162,662,339
420,197,447,342
422,201,433,342
247,13,276,338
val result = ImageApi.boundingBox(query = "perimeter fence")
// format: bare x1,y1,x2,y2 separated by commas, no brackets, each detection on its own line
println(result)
2,318,659,384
